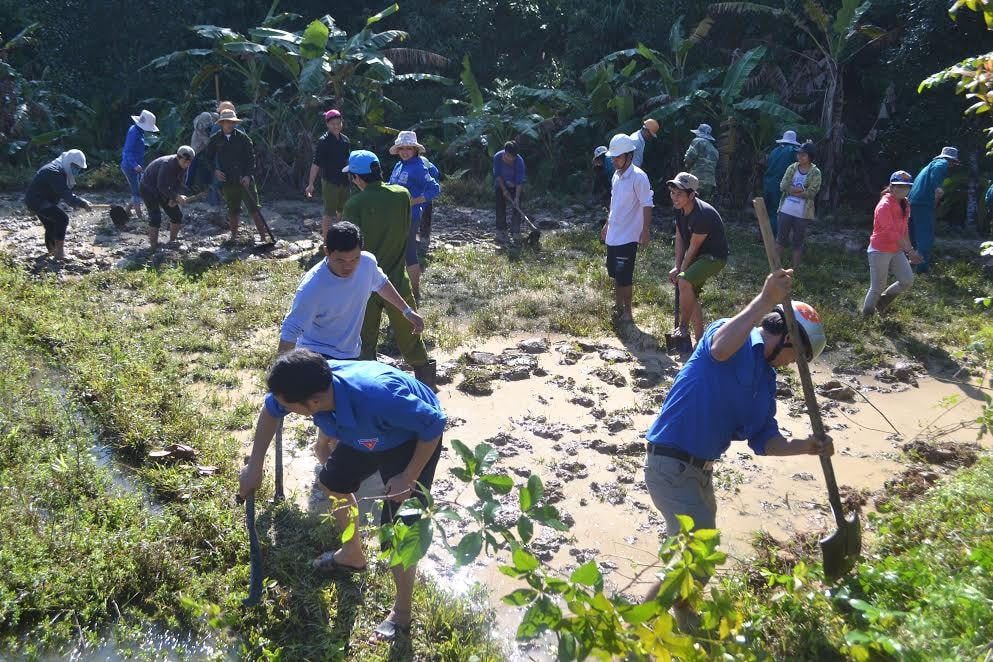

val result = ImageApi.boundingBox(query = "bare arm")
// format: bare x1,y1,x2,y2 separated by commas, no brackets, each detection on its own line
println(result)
383,436,442,502
764,433,833,457
680,233,708,271
238,407,280,497
639,206,652,246
276,339,295,355
710,269,792,362
375,280,424,334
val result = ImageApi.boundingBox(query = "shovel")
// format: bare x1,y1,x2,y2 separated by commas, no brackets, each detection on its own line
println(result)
89,204,129,228
753,197,861,581
235,492,264,607
273,420,284,502
664,284,693,354
507,196,542,247
243,180,276,244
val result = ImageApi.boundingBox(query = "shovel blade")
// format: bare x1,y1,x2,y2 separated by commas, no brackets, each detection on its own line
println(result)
109,205,129,228
664,332,693,354
526,229,541,247
819,512,862,581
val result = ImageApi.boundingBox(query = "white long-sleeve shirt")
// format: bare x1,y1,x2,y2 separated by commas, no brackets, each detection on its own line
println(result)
280,252,388,358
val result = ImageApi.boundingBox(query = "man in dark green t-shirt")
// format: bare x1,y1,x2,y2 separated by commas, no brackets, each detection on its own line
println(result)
341,151,435,388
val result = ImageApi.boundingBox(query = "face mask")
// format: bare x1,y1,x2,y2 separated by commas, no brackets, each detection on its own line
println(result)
70,164,82,177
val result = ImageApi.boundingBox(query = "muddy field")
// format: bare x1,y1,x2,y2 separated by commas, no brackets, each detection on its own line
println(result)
3,193,990,659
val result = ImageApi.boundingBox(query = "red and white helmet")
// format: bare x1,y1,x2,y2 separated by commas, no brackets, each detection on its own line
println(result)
778,300,826,361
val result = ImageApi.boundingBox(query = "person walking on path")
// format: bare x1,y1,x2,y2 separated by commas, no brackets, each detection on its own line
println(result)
202,108,270,243
862,171,923,315
417,155,441,256
683,123,719,199
643,269,831,622
629,118,660,169
388,131,440,301
668,172,729,345
762,130,800,237
306,109,351,241
590,145,615,208
24,149,91,260
909,146,959,274
278,221,425,464
776,141,822,269
121,109,159,219
239,349,446,642
341,150,436,388
492,141,526,244
140,146,195,250
600,134,653,322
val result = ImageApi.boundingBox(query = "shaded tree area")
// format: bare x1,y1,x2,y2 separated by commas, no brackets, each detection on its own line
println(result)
1,0,992,219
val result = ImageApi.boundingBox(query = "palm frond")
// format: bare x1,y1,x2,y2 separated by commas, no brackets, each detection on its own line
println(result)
708,2,783,18
383,48,451,70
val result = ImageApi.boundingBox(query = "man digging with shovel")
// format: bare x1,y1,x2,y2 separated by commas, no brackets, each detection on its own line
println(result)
643,267,832,626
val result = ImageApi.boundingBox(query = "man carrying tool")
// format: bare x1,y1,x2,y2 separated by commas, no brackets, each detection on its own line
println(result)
600,133,653,322
140,145,195,250
667,172,729,345
341,150,436,389
239,348,446,642
682,123,719,200
492,141,526,244
305,109,351,241
643,269,832,620
202,107,270,243
278,221,425,463
629,118,660,169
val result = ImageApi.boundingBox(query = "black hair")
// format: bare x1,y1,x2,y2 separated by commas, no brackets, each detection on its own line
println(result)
266,349,332,403
353,161,383,183
798,140,816,160
760,309,813,361
325,221,363,252
503,141,518,155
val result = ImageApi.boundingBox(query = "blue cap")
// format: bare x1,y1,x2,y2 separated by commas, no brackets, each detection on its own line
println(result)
342,150,379,175
889,170,913,185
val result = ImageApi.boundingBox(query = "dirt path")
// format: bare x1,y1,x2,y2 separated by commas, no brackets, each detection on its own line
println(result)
228,330,988,659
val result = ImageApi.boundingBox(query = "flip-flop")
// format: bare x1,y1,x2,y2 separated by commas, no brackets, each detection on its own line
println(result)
312,551,367,575
371,616,411,642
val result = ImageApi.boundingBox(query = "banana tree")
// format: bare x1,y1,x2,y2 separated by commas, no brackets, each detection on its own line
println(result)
711,0,890,203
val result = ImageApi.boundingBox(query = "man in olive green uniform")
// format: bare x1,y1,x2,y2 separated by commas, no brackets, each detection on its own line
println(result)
683,123,719,200
202,108,270,242
342,150,436,388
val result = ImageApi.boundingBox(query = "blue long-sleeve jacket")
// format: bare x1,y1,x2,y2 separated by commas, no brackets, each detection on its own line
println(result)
120,124,146,171
909,158,949,206
389,156,440,222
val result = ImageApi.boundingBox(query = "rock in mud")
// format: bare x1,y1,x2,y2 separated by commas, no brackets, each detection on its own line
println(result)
818,379,856,402
503,366,531,381
604,414,633,433
558,350,582,365
465,351,499,366
518,338,549,354
458,369,494,396
599,348,631,363
576,340,601,353
776,383,794,399
587,439,619,455
791,472,815,481
556,461,588,480
902,439,979,468
570,394,596,408
591,366,627,387
436,361,459,385
590,481,625,505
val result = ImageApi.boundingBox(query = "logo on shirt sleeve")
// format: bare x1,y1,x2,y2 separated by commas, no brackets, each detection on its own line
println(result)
358,437,379,450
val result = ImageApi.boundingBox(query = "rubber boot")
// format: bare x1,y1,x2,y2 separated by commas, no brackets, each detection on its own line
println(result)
876,291,898,313
413,359,438,392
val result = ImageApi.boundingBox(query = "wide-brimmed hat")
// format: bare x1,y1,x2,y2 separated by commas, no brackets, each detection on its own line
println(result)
342,150,380,175
216,109,243,124
889,170,913,186
666,171,699,192
691,123,715,141
775,130,800,146
389,130,425,155
131,109,159,133
936,146,960,162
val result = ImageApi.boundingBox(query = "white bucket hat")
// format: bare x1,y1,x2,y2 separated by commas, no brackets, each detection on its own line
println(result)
131,109,159,133
691,123,715,141
390,130,425,155
592,146,609,161
936,146,960,162
775,130,799,146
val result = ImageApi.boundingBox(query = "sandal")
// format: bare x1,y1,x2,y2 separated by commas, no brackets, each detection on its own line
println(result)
312,551,367,575
370,613,411,642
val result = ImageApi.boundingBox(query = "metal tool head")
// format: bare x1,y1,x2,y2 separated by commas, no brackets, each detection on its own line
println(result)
109,205,129,228
820,510,862,581
664,331,693,354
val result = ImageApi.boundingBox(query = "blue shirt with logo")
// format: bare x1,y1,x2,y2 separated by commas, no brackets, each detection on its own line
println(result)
389,156,440,223
264,360,447,453
646,320,780,460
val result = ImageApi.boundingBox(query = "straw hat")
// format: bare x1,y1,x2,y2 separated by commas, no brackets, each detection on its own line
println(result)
131,109,159,133
389,130,425,155
216,109,243,124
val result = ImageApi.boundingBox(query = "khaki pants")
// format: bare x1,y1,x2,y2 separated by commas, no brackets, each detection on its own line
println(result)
644,453,716,537
359,281,428,366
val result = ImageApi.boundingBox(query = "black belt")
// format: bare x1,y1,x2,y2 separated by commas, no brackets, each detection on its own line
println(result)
647,444,715,471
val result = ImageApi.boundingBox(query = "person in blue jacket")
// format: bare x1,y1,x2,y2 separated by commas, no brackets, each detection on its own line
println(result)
909,146,959,273
388,131,440,301
120,109,159,218
761,130,799,237
417,154,440,256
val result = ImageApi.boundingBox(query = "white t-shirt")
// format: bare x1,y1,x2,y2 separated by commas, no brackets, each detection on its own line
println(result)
279,251,389,358
780,169,809,217
605,165,654,246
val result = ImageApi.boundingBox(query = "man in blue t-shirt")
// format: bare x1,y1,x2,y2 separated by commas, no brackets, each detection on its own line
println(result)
492,141,527,243
239,349,446,642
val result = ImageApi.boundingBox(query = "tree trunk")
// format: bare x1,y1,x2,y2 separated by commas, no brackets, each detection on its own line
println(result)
820,60,844,208
968,148,979,233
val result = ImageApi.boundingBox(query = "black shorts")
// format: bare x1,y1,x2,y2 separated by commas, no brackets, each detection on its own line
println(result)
141,191,183,228
319,438,443,528
606,242,638,286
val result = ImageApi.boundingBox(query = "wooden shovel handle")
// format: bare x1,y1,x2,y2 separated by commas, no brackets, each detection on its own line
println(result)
752,198,848,529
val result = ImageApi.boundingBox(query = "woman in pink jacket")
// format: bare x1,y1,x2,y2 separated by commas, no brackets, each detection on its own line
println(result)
862,171,924,315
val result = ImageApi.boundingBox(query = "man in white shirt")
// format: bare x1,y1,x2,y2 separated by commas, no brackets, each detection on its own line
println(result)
278,221,424,461
600,133,654,322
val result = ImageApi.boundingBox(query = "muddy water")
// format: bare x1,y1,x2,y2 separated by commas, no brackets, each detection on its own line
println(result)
235,331,988,659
